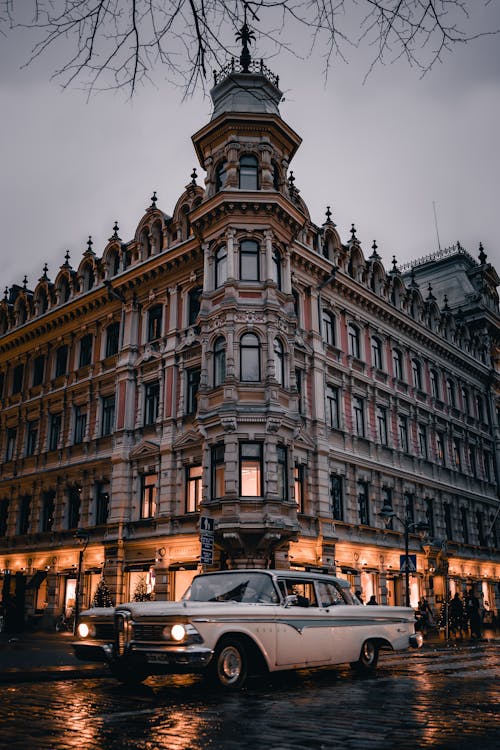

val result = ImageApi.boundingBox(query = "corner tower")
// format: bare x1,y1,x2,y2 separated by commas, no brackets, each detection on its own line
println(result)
190,31,307,568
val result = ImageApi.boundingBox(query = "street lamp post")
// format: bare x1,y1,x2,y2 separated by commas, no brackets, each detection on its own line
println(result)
377,505,428,608
73,529,90,635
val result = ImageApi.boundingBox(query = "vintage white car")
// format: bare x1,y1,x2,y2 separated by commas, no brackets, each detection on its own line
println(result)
73,569,423,689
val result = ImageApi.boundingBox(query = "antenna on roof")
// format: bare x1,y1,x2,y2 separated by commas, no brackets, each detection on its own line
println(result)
432,201,442,252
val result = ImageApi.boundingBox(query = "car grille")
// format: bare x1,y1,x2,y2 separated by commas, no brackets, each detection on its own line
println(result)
94,622,114,640
132,623,165,642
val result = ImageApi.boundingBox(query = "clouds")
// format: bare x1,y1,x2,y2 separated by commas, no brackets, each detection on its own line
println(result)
1,6,499,289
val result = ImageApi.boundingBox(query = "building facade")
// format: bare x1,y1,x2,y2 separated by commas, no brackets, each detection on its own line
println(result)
1,51,499,631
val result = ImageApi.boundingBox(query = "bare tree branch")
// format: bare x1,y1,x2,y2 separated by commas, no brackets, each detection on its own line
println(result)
2,1,498,96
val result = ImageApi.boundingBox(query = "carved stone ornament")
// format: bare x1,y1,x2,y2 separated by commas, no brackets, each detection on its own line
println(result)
234,311,265,324
221,417,237,432
267,418,282,433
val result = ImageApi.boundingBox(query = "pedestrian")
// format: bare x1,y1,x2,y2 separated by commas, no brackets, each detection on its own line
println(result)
469,594,482,639
418,597,434,633
367,595,378,605
449,592,466,638
355,590,363,604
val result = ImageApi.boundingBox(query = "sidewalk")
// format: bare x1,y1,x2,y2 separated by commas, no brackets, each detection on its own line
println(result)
0,627,498,684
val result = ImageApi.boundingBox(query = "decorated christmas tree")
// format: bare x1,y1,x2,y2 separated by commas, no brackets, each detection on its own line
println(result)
92,577,114,607
133,576,151,602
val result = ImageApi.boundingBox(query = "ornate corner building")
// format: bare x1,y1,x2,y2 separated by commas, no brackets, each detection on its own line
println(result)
1,49,499,630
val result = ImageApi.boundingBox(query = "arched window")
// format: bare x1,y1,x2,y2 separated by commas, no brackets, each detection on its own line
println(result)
147,305,163,342
109,249,120,276
412,358,422,390
393,349,404,380
447,378,456,407
271,249,282,289
348,323,360,359
215,161,227,192
371,337,383,369
82,264,95,291
59,277,71,303
188,287,202,326
239,154,259,190
240,239,260,281
272,161,280,190
140,228,151,259
322,310,336,346
274,338,285,385
240,333,261,382
215,246,227,288
430,368,440,399
214,336,226,386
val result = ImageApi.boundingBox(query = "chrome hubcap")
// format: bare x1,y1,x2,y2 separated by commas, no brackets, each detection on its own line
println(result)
220,646,242,684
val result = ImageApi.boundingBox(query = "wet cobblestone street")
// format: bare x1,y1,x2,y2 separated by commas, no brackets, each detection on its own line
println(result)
1,644,498,750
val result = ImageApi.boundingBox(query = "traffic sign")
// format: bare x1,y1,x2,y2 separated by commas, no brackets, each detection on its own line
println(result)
400,554,417,573
200,516,214,533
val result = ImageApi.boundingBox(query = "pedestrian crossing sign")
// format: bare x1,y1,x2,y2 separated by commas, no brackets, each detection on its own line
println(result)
400,554,417,573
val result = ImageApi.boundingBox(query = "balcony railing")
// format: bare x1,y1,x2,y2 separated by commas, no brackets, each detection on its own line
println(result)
213,58,279,88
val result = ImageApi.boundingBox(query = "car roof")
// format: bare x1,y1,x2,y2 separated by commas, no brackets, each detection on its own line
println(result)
195,569,351,588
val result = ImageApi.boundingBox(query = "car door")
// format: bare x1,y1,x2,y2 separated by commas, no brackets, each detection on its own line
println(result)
274,577,332,666
316,581,361,664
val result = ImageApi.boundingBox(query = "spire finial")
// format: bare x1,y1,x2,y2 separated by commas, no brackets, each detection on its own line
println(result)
443,294,450,311
391,255,399,274
86,235,94,255
325,206,332,223
236,5,256,72
350,223,358,242
64,250,71,267
42,263,48,280
426,282,436,302
112,221,120,239
23,275,28,290
191,168,198,186
150,191,157,209
370,240,380,259
4,286,9,301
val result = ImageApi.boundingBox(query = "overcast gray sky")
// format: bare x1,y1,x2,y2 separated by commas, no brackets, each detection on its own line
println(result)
1,4,499,291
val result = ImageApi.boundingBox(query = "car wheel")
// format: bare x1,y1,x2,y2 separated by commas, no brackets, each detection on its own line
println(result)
212,637,248,689
351,640,379,672
110,663,148,686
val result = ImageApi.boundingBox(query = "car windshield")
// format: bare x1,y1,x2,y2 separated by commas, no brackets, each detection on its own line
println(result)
184,572,279,604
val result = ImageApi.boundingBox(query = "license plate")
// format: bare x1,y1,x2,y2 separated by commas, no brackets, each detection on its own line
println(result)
146,652,172,663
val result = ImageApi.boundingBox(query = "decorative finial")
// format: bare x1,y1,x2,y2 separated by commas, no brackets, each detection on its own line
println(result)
23,275,28,290
64,250,71,267
350,224,358,242
370,240,380,259
42,263,48,280
4,286,8,301
443,294,450,311
391,255,399,273
236,7,256,73
191,168,198,186
478,242,487,265
150,191,158,209
86,235,94,255
112,221,120,239
426,283,436,302
409,267,419,288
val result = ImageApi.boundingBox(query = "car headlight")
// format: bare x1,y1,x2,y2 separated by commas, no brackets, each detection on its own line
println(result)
163,623,186,642
77,622,96,638
161,623,202,644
